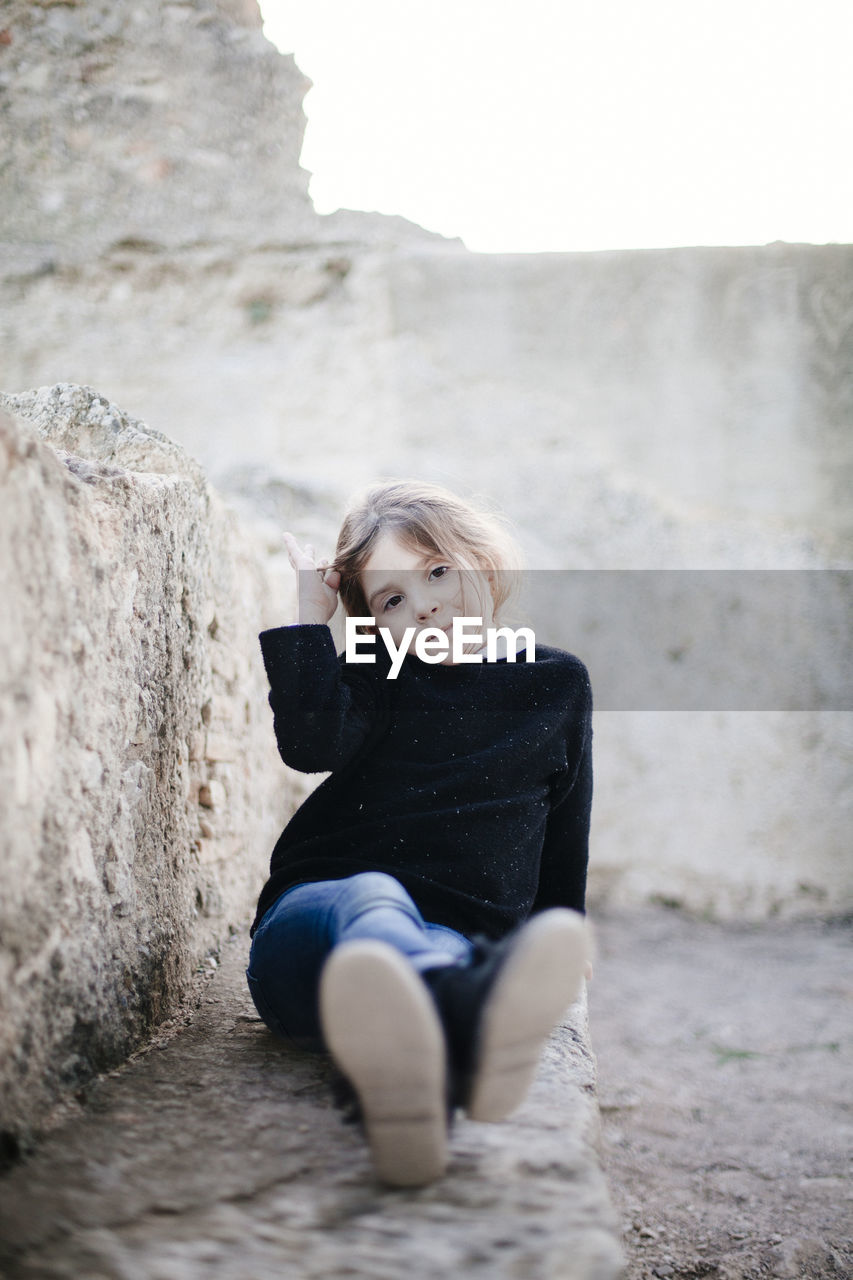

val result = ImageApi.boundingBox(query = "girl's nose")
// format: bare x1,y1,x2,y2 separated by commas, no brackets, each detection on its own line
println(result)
414,598,439,622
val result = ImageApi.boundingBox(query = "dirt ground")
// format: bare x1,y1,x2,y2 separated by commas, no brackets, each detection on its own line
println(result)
587,905,852,1280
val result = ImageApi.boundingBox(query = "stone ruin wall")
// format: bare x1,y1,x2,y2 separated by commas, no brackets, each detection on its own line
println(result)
5,240,850,924
0,0,343,1151
0,0,317,273
0,384,302,1155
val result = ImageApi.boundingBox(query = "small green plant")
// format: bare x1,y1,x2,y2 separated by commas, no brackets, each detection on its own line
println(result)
711,1040,840,1065
246,298,273,325
711,1044,764,1064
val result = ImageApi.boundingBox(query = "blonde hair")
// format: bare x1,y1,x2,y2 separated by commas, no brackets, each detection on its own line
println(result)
333,480,523,623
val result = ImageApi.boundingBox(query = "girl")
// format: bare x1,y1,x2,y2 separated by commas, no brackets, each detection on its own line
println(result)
246,481,593,1186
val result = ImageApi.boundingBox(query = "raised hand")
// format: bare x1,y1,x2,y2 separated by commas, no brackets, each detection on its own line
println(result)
283,532,342,625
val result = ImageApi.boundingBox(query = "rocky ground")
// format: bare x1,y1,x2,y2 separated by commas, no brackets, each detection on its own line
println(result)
589,906,852,1279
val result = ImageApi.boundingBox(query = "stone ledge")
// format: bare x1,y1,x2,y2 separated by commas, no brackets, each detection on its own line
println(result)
0,931,623,1280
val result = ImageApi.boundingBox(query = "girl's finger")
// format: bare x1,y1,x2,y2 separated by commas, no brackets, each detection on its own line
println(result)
282,532,299,567
283,532,321,572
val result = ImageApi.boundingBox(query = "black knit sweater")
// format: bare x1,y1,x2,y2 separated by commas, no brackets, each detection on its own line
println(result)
250,624,593,940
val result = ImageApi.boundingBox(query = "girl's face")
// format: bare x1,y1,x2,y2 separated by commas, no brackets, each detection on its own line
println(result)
359,530,495,664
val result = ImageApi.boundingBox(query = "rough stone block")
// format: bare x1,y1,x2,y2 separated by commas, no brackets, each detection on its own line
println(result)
0,386,299,1152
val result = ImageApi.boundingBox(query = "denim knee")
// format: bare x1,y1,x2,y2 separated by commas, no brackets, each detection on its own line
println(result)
332,872,422,928
342,871,415,903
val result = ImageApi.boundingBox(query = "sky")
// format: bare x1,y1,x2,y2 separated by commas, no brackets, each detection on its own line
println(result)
259,0,853,253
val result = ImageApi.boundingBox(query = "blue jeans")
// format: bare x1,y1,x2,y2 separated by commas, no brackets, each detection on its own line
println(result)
246,872,474,1050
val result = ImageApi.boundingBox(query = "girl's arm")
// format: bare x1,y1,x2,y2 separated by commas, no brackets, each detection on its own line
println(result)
259,624,386,774
259,532,387,774
532,676,593,916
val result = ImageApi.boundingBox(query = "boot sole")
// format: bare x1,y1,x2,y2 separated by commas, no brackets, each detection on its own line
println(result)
467,909,590,1123
319,940,448,1186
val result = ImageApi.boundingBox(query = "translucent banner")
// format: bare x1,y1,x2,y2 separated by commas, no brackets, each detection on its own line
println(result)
517,570,852,710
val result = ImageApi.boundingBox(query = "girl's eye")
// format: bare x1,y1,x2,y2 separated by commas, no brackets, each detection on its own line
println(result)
383,594,403,612
430,565,450,580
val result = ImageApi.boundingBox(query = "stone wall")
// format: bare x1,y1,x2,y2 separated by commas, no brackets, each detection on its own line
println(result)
0,0,317,274
6,241,848,553
0,384,298,1154
374,244,853,548
6,240,849,922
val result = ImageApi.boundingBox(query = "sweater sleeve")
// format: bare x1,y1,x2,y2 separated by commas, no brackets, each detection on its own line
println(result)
259,624,387,774
531,668,593,916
